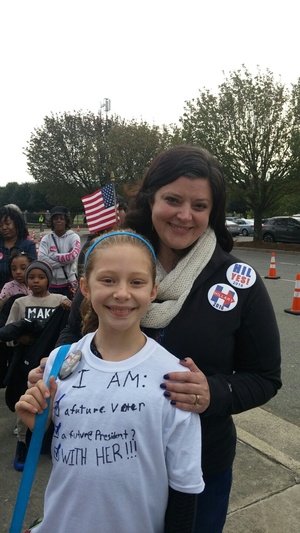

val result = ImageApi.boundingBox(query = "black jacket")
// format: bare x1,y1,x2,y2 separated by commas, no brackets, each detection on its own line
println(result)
0,294,24,387
144,245,281,475
4,306,70,411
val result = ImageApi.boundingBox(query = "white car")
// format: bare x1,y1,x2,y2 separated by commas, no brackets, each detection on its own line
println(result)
235,218,254,236
226,220,240,237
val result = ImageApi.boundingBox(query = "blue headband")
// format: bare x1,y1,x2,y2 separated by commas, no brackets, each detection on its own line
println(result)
84,231,156,269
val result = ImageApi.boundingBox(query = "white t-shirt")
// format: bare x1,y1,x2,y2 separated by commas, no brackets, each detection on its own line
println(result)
36,333,204,533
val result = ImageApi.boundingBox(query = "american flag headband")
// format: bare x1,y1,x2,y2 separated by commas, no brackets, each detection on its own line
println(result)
84,231,156,270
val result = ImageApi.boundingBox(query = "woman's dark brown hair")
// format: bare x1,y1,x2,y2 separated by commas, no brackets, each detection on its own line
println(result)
123,145,233,253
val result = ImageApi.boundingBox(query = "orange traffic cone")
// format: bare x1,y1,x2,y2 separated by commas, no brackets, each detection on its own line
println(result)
31,230,35,241
35,241,39,254
284,274,300,315
264,252,280,279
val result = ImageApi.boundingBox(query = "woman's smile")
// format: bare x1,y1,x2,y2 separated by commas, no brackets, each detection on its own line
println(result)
168,222,193,233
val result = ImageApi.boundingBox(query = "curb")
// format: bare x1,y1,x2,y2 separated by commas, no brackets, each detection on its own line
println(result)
236,426,300,481
233,408,300,481
233,245,300,256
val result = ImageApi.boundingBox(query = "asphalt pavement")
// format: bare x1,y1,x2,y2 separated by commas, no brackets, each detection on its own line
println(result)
225,244,300,532
0,235,300,531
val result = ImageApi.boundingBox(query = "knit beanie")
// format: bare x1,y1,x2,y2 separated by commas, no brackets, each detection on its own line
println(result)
25,261,53,288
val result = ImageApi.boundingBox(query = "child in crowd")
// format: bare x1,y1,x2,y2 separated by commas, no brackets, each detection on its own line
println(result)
16,231,204,533
0,252,33,386
38,206,80,298
0,252,33,304
6,260,72,471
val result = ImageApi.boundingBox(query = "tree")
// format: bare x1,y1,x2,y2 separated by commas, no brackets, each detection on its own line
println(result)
226,187,249,218
107,120,175,193
24,111,171,210
0,182,53,213
180,66,300,240
24,111,113,197
267,191,300,216
0,182,20,207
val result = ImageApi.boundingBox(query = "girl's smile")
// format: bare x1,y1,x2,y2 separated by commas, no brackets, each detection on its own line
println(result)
107,306,137,317
81,244,157,334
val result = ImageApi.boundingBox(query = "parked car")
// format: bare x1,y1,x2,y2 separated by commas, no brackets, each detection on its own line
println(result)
235,218,254,236
226,220,240,237
262,217,300,243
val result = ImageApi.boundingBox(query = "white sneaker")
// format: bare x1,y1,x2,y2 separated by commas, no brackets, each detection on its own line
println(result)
14,426,18,435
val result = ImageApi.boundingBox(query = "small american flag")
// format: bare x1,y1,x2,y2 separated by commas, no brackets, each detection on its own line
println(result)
81,184,119,233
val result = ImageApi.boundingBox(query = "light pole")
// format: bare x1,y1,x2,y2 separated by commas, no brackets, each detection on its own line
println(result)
99,98,111,114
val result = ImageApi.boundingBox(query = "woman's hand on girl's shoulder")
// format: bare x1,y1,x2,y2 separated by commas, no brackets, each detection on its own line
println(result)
160,358,211,414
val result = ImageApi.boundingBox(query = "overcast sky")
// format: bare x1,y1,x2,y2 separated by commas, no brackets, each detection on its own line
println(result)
1,0,299,187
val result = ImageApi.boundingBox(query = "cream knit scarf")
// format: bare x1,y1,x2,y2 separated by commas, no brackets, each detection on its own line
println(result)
141,227,216,329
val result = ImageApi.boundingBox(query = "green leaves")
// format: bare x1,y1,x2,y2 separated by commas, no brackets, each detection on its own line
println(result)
23,112,172,208
180,66,300,238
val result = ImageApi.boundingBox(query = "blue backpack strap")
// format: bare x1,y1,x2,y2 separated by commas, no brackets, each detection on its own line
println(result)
9,344,71,533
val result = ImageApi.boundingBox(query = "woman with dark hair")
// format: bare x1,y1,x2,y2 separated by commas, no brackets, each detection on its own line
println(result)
28,145,281,532
123,145,281,531
0,205,37,290
38,206,81,298
125,145,231,254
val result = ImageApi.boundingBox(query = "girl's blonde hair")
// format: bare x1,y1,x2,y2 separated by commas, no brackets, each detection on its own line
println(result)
80,230,156,335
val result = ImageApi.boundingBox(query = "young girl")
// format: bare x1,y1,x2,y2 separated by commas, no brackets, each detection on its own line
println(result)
0,252,32,304
0,252,33,388
16,231,204,533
